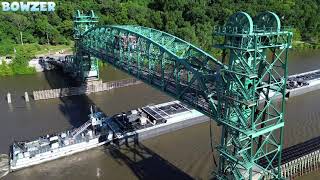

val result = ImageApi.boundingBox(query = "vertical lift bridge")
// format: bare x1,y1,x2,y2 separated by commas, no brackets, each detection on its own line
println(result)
71,10,292,179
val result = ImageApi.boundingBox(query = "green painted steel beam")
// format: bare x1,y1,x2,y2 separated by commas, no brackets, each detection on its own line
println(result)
214,11,292,180
73,10,100,81
77,23,223,118
71,10,292,180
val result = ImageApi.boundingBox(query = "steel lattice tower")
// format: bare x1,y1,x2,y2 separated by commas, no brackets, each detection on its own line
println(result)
73,10,99,81
214,12,292,179
71,9,292,179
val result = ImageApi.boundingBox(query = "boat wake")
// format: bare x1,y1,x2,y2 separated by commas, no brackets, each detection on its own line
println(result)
0,154,9,179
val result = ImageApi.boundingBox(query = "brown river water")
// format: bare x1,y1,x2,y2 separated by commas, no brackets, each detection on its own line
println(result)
0,53,320,180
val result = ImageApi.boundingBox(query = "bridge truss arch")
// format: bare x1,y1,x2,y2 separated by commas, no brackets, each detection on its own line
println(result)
79,25,223,117
73,10,292,180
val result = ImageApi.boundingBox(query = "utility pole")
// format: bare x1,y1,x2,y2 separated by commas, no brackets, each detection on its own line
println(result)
20,31,23,45
46,31,50,46
46,30,50,55
13,48,16,59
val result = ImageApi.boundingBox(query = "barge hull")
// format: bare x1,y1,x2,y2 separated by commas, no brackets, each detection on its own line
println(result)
11,115,209,171
9,101,210,171
10,140,107,172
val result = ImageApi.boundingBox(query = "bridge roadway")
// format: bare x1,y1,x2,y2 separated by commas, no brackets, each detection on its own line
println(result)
47,55,320,100
47,55,214,116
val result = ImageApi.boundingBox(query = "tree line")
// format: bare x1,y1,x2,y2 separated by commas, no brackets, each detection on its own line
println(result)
0,0,319,56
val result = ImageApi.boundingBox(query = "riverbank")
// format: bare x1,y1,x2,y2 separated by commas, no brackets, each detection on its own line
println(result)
0,43,72,76
1,43,72,57
0,63,35,76
0,41,320,77
293,40,320,50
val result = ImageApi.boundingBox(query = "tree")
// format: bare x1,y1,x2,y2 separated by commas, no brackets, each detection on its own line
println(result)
9,14,30,45
0,0,319,54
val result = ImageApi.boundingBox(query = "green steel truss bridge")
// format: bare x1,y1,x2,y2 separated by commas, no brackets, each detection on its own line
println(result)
69,10,292,180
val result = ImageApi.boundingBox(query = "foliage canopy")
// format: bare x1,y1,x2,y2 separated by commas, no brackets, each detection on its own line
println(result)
0,0,319,55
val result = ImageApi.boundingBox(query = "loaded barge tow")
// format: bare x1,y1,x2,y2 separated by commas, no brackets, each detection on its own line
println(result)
7,69,320,172
286,69,320,97
9,101,206,171
260,69,320,100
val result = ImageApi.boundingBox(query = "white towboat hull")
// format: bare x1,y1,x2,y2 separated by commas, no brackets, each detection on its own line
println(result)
10,139,107,171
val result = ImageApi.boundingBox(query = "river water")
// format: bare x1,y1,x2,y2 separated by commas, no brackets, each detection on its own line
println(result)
0,53,319,180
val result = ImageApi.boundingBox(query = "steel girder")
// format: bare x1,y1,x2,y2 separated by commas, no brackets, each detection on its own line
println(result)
73,10,292,180
214,12,292,180
73,10,99,81
79,25,223,117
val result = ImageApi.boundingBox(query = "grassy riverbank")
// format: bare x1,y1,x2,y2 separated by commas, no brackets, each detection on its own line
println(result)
0,43,72,57
293,40,320,50
0,63,35,76
0,43,72,76
0,45,35,76
0,39,319,77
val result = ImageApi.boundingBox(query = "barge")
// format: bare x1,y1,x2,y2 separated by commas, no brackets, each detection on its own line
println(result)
286,69,320,97
9,101,206,171
259,69,320,100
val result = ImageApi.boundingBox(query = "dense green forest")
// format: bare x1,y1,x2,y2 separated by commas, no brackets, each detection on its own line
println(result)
1,0,320,54
0,0,320,75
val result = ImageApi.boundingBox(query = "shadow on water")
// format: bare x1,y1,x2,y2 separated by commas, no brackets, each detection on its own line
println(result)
40,60,100,128
39,59,192,179
103,134,193,180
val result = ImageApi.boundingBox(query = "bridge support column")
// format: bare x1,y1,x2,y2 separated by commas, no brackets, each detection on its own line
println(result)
76,54,99,82
214,12,292,180
73,10,99,82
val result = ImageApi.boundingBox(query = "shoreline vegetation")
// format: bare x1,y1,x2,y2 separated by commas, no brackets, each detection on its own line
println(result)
0,40,319,77
1,0,320,76
0,43,72,76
